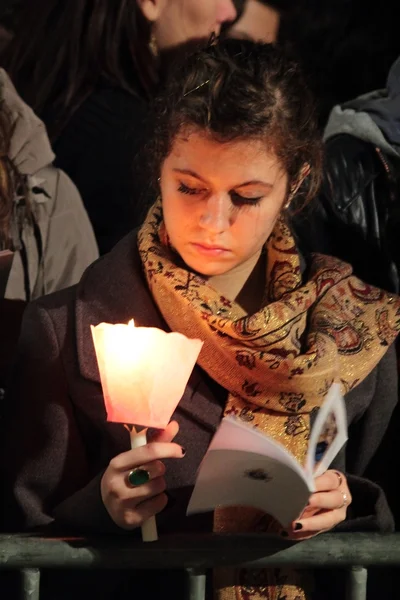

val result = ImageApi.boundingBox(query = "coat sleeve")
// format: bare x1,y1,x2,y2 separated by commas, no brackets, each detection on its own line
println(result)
41,169,99,296
332,344,399,532
0,301,123,534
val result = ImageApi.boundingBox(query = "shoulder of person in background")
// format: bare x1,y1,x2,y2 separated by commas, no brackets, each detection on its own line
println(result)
0,68,98,302
292,130,400,293
318,81,400,293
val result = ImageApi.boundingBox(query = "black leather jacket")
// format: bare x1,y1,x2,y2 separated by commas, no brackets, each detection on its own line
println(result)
292,133,400,293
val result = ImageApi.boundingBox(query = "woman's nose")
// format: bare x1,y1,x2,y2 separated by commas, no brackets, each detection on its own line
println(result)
199,194,231,233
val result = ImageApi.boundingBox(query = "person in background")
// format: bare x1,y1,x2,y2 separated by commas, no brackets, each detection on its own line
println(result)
279,0,400,131
0,0,21,51
0,69,98,301
292,55,400,295
1,0,237,255
0,69,98,395
228,0,285,43
1,39,399,600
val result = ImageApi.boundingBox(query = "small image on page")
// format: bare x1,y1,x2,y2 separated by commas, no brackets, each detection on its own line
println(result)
314,410,338,468
306,383,348,479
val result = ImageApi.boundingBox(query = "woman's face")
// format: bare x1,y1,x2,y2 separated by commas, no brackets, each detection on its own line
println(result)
161,130,288,276
139,0,237,49
228,0,280,43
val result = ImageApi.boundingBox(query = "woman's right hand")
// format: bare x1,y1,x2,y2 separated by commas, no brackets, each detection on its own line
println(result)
100,421,184,530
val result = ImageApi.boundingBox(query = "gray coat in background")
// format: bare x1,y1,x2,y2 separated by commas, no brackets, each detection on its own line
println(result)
0,69,98,300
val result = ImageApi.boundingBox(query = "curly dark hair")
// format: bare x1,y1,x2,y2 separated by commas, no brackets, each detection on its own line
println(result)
148,39,322,209
0,98,27,248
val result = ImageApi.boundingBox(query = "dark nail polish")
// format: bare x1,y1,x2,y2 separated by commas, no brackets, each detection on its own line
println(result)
280,530,289,537
294,522,303,531
181,447,186,456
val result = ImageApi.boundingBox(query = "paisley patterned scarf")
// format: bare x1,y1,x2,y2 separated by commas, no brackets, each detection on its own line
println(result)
138,201,400,599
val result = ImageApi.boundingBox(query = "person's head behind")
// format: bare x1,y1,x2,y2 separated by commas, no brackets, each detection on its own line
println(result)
149,39,322,277
228,0,283,43
1,0,237,140
139,0,237,50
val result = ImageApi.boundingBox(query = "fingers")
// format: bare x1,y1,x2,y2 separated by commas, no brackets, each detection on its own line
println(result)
126,475,167,502
288,508,343,540
307,488,347,511
313,469,342,492
110,441,185,471
282,471,351,541
128,493,169,528
126,460,166,484
101,470,169,530
101,435,186,530
117,492,169,530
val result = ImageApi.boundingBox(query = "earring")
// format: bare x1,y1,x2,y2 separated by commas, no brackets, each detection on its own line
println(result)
149,30,158,58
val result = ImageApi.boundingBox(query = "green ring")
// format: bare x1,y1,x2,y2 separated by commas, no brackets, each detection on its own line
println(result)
128,468,150,487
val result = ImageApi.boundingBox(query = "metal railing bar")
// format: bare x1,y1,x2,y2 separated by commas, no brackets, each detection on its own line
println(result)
20,568,40,600
346,566,368,600
0,533,399,571
186,568,207,600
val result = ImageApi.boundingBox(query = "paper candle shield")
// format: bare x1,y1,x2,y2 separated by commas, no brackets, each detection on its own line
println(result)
91,320,203,428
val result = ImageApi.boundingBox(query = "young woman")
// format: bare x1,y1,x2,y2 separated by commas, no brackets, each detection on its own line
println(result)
1,0,237,254
1,40,399,600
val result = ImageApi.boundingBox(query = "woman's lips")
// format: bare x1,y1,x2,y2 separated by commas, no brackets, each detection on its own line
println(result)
191,242,230,257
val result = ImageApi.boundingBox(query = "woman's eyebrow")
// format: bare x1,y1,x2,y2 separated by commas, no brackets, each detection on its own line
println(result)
173,170,274,189
173,168,207,182
235,180,273,189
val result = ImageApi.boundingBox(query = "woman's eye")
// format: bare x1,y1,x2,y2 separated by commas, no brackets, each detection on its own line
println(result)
178,182,201,196
230,191,263,206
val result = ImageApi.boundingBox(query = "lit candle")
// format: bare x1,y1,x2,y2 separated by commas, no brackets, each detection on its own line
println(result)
91,319,203,541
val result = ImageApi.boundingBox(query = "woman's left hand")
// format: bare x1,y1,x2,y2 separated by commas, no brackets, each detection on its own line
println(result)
283,470,352,540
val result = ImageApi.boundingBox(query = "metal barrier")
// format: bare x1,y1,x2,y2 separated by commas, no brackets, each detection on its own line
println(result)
1,532,399,600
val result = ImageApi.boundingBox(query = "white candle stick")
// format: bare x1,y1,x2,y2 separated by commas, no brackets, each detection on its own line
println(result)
130,426,158,542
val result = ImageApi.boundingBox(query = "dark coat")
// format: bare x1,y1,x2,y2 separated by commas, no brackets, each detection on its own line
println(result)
0,231,398,599
292,134,400,293
50,84,151,255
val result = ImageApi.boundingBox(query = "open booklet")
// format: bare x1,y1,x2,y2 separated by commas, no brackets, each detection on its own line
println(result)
187,383,347,527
